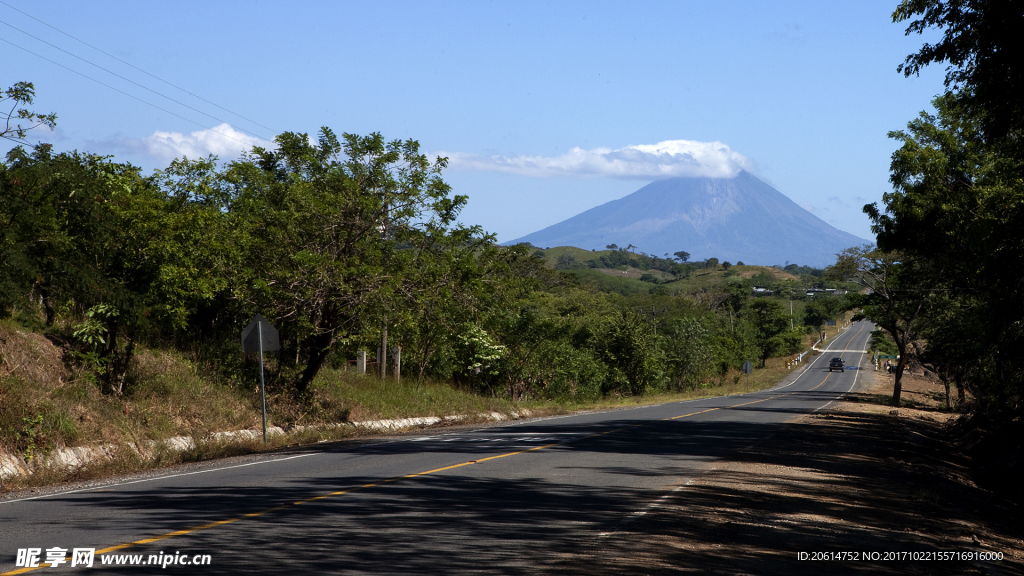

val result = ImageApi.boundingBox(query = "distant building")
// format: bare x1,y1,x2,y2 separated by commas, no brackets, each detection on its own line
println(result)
805,288,847,298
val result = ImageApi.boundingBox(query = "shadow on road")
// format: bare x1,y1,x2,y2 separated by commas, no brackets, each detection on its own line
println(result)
9,393,1019,575
544,410,1023,576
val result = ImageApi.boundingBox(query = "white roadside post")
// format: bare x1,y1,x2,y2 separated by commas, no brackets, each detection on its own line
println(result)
356,350,367,375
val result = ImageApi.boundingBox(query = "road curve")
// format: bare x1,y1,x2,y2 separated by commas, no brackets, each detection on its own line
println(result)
1,321,874,575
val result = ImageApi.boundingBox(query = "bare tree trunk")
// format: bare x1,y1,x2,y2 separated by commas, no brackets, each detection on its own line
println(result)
416,341,433,389
955,373,966,405
37,285,56,327
296,332,334,394
892,340,907,405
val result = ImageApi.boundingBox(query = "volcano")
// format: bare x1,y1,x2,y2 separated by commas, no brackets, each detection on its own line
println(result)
510,171,869,267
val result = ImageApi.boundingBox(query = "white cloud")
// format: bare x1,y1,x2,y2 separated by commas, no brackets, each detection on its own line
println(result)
439,139,753,179
128,123,273,162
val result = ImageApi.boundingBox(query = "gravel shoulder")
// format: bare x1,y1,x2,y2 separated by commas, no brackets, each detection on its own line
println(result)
545,368,1024,575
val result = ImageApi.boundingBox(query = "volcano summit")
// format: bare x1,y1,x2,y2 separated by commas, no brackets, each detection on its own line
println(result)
510,171,868,267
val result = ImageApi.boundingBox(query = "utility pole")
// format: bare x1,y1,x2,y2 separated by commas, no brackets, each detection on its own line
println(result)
637,306,664,350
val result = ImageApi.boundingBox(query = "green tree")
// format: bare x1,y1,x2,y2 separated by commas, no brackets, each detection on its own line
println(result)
555,253,578,270
0,145,163,392
747,299,790,367
886,0,1024,417
673,250,690,263
1,82,57,142
664,317,714,390
867,92,1023,411
599,309,663,395
225,129,469,393
828,246,930,404
146,156,237,335
803,294,848,329
395,231,490,385
894,0,1024,142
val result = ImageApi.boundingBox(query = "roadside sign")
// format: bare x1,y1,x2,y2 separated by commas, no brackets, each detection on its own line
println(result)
242,314,280,352
742,361,753,374
241,313,279,443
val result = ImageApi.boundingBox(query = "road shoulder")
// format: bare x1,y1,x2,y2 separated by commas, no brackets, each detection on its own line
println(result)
546,368,1024,575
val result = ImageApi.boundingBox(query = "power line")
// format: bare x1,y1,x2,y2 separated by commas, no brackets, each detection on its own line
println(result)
0,0,278,137
0,36,260,150
0,17,273,142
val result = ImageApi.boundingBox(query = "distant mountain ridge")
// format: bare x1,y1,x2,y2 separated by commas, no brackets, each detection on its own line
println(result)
510,171,869,267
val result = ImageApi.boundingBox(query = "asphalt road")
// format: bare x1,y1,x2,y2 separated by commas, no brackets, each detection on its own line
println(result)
1,321,874,575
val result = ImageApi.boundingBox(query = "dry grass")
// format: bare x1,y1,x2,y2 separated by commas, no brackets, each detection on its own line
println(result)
2,317,828,491
733,265,800,281
0,321,64,385
309,368,522,422
128,349,260,440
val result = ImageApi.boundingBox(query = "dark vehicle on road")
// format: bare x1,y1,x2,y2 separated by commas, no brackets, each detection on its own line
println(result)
829,357,845,372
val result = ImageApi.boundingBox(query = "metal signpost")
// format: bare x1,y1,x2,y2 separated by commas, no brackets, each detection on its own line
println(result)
241,314,280,443
742,360,753,392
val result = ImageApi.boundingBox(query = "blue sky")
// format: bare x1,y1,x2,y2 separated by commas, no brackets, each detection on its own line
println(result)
3,1,946,247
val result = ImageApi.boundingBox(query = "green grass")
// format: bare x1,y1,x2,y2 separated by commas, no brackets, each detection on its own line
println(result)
532,245,613,268
563,268,654,296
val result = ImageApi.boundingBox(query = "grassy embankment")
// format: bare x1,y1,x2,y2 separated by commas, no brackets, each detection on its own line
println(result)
0,315,829,490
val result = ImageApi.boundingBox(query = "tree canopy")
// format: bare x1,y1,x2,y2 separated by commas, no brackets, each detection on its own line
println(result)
859,0,1024,414
1,82,57,142
895,0,1024,142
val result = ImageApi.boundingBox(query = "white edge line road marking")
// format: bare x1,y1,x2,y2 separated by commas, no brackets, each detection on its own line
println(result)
414,326,869,443
0,453,317,505
813,350,867,414
4,322,872,506
772,321,864,392
603,322,871,541
2,393,750,502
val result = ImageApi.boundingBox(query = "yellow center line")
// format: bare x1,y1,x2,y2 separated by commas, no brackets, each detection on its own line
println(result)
797,321,866,395
3,324,871,575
